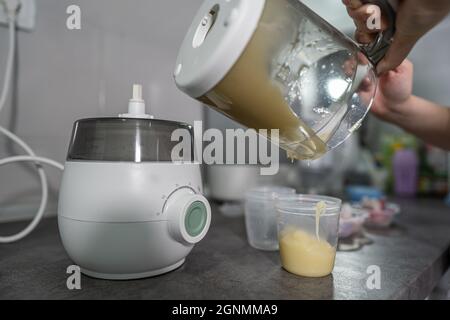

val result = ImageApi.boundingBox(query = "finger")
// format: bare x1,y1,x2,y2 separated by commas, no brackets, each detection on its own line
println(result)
398,59,414,76
342,0,363,9
377,36,417,74
347,5,388,33
389,59,414,77
370,100,391,120
357,51,371,66
378,60,414,102
355,30,376,44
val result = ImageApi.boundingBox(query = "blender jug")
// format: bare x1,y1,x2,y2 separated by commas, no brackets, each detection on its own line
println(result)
175,0,396,160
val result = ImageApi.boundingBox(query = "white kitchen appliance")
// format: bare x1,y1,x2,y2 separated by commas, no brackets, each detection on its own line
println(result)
58,85,211,280
175,0,396,159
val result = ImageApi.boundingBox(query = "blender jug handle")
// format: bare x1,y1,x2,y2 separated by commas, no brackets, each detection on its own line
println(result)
360,0,397,66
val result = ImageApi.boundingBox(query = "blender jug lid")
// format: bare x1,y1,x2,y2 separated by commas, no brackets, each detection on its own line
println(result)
67,118,194,162
174,0,266,98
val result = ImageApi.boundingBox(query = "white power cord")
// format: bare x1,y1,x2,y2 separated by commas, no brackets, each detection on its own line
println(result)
0,155,64,171
0,1,64,243
0,1,16,110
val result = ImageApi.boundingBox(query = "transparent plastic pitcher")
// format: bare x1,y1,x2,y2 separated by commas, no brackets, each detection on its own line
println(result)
175,0,396,160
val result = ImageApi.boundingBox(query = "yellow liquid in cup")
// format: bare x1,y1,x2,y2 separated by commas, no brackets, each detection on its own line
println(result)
279,229,336,277
279,202,336,277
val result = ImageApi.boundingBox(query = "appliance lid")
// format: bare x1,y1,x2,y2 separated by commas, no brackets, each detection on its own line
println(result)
174,0,266,98
67,118,194,162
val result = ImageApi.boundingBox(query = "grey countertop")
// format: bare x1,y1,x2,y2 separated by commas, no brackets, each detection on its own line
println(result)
1,198,449,300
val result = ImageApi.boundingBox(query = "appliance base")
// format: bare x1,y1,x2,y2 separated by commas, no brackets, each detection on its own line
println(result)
81,259,186,280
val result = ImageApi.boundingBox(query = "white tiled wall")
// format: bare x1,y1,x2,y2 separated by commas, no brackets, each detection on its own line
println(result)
0,0,203,221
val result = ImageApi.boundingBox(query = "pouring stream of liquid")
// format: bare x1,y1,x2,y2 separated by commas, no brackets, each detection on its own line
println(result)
315,201,327,240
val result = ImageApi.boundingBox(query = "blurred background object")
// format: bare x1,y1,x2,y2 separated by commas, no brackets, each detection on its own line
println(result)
393,149,418,197
447,156,450,206
207,165,260,203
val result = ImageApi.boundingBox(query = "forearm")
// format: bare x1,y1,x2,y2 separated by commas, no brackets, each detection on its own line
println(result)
390,96,450,150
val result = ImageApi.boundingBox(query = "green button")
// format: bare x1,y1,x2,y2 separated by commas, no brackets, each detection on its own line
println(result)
185,201,207,237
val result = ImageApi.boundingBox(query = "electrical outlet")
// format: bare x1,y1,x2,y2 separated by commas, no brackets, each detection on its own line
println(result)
0,0,35,31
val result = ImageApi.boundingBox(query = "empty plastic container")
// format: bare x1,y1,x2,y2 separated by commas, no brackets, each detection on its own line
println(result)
245,186,295,251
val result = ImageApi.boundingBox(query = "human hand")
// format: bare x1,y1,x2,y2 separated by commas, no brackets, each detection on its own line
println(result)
371,59,413,123
343,0,450,74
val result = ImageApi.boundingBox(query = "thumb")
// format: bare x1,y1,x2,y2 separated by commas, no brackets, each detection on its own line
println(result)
376,34,416,74
378,59,414,102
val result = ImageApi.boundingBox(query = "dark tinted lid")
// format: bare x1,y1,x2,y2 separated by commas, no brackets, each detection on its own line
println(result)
67,118,194,162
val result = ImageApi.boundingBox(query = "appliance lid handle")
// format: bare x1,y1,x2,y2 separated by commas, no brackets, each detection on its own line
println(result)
360,0,397,66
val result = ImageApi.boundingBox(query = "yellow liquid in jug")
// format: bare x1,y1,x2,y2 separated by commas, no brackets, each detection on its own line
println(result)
200,0,327,160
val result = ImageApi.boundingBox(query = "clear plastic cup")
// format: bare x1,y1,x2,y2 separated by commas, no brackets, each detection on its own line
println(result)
275,194,341,277
245,186,296,251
